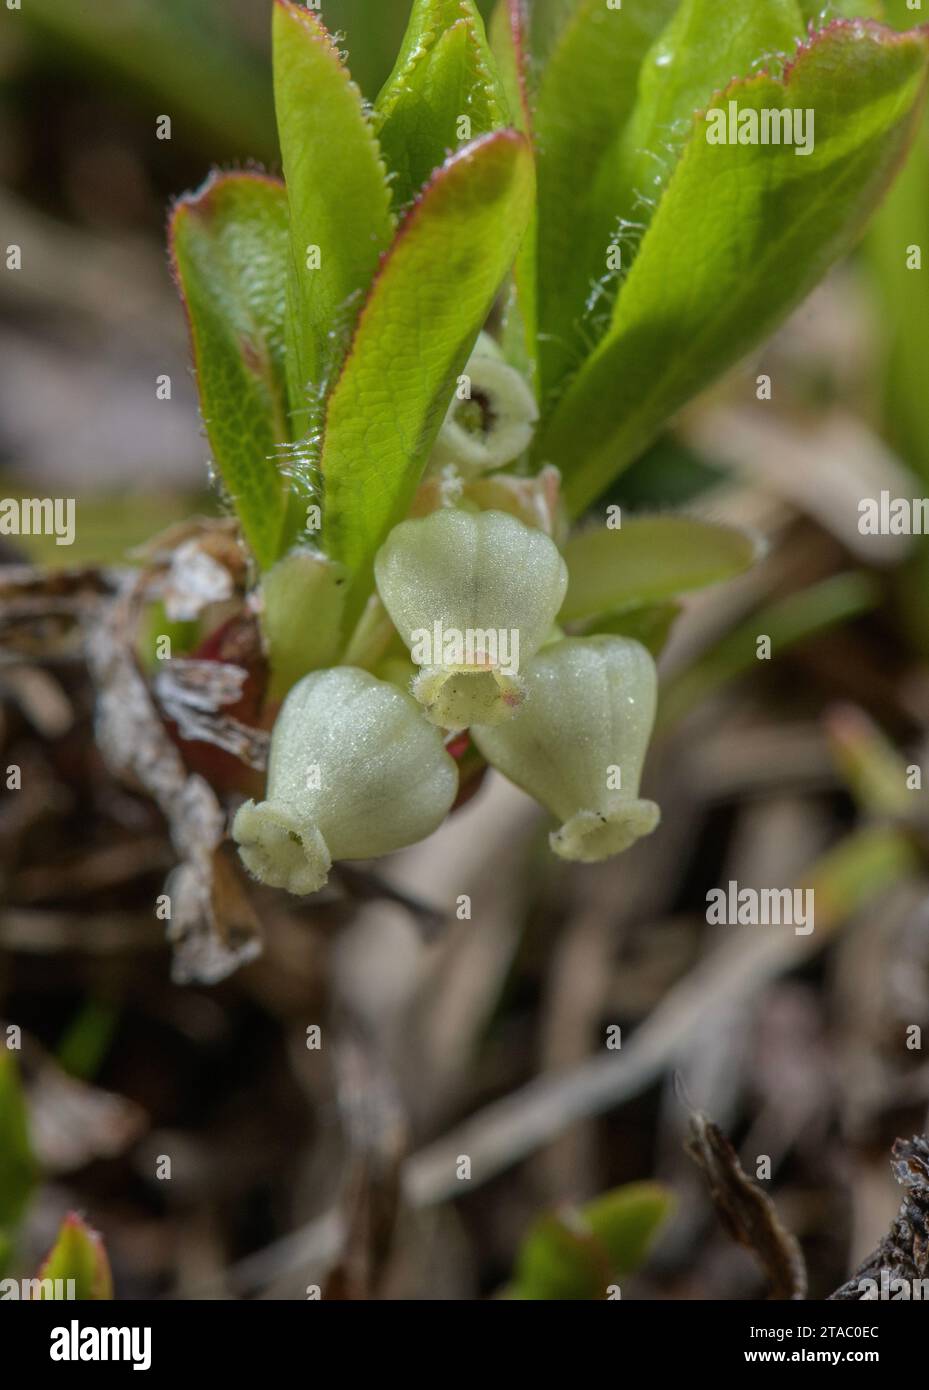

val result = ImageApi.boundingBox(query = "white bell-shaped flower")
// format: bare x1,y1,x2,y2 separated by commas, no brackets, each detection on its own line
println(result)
232,667,458,895
472,636,660,862
430,334,538,478
374,508,568,730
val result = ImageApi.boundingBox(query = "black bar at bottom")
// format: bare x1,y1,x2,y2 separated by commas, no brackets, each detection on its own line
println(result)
0,1297,921,1376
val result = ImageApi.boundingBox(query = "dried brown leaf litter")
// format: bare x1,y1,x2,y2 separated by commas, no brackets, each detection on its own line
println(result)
829,1135,929,1299
686,1109,808,1300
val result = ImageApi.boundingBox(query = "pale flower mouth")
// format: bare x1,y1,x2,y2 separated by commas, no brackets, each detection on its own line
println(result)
550,800,661,863
232,800,332,897
412,665,526,730
430,350,540,478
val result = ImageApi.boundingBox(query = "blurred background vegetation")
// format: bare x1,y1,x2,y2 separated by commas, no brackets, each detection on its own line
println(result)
3,0,929,1301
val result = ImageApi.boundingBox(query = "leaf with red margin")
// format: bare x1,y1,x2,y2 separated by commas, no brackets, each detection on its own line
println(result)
375,0,510,210
170,172,291,570
532,0,679,400
609,0,805,258
490,0,533,133
536,20,929,516
319,129,535,619
273,0,395,413
35,1213,113,1300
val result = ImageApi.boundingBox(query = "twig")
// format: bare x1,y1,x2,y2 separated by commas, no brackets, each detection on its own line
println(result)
685,1109,807,1299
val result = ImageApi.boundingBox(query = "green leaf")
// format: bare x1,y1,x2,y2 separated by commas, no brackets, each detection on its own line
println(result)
801,1,884,19
512,1181,673,1300
310,0,417,99
611,0,805,245
801,825,918,930
35,1213,113,1300
0,1052,38,1271
608,433,729,511
319,130,535,619
490,0,539,379
490,0,532,132
538,21,929,515
0,1052,37,1228
582,601,682,657
825,704,914,817
584,1182,675,1276
375,0,510,209
378,0,473,80
528,0,585,68
273,0,395,414
170,172,291,570
512,1212,612,1300
533,0,679,400
882,0,919,27
57,999,119,1082
137,600,199,674
560,516,758,622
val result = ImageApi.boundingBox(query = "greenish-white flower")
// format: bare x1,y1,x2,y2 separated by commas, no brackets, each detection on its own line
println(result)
472,636,660,862
232,667,458,895
374,508,568,730
429,334,538,478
